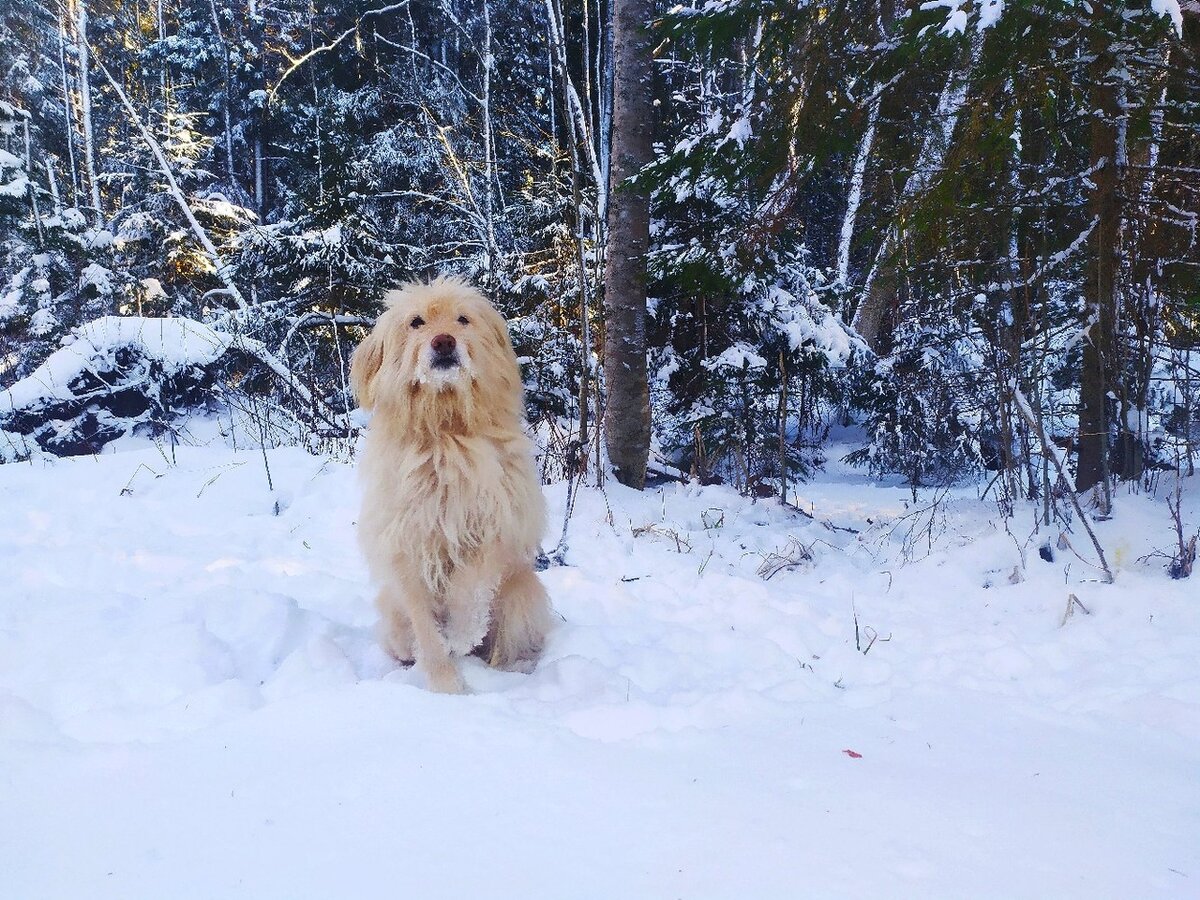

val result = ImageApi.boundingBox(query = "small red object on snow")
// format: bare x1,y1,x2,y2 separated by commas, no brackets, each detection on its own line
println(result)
843,749,862,758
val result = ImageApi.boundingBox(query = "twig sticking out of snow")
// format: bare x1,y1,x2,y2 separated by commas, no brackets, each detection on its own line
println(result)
1167,470,1197,580
756,536,813,580
1011,383,1114,585
853,604,892,654
119,463,162,497
1060,593,1092,627
632,523,692,553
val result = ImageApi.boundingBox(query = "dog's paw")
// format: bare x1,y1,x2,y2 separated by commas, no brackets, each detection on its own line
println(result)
485,632,544,672
442,599,492,657
495,654,538,675
443,629,484,658
425,662,469,695
377,617,416,665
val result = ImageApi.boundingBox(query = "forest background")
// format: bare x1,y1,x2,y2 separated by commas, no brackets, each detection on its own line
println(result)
2,0,1199,557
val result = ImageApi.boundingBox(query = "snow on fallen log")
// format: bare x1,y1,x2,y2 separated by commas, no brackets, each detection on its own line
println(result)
1,316,239,457
1,316,233,415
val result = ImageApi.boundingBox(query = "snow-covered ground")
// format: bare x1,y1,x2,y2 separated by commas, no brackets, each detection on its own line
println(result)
2,440,1197,898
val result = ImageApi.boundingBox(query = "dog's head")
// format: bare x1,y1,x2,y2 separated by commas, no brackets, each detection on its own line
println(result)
350,277,524,431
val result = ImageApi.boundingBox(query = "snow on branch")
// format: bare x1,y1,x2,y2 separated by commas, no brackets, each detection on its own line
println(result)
771,285,868,368
268,1,414,102
978,214,1100,296
1151,0,1185,36
924,0,1183,37
919,0,1005,36
0,311,356,458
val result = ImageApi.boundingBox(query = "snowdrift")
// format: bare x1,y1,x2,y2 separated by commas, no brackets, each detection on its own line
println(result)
1,445,1197,897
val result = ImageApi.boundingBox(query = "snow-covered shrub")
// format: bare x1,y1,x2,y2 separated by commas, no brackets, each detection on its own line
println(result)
846,340,983,490
1,205,132,383
648,252,862,493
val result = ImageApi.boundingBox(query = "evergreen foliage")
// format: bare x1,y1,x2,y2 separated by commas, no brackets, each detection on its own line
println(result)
1,0,1198,508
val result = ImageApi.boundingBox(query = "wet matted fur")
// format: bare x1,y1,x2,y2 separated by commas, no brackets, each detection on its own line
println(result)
350,277,551,693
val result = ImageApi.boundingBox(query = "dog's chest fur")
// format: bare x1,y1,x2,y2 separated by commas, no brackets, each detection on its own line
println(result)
361,426,544,593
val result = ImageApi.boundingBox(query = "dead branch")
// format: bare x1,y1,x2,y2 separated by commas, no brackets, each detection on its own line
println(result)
1012,384,1114,584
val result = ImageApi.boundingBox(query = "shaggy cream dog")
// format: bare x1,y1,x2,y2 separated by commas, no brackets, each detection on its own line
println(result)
351,277,551,693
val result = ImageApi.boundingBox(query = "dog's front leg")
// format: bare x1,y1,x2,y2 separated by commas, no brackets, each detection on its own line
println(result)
375,585,416,664
441,559,502,657
397,576,468,694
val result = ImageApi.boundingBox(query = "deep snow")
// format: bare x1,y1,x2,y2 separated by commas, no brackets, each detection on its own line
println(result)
1,440,1197,898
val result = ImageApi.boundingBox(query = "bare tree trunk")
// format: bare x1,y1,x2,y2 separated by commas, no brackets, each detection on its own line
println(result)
545,0,603,190
21,116,45,248
1117,44,1175,487
480,0,499,287
73,0,103,223
547,0,605,489
57,14,81,206
45,161,63,217
836,92,879,287
254,128,264,212
249,0,265,214
597,0,614,227
602,0,654,489
1076,10,1122,505
835,1,892,289
207,0,237,182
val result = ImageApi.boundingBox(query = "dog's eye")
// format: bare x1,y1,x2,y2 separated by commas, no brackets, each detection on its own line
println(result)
457,315,470,326
410,316,425,329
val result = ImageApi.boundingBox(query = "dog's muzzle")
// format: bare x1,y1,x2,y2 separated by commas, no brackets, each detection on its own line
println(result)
430,333,460,370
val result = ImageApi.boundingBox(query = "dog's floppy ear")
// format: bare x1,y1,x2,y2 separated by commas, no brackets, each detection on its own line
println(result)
350,327,384,409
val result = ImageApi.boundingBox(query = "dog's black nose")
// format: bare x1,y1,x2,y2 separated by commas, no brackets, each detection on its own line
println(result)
431,333,456,355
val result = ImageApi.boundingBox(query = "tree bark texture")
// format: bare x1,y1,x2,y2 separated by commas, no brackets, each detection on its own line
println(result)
602,0,653,489
1076,11,1122,498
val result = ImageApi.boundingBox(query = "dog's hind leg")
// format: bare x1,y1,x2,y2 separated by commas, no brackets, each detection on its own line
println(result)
396,577,468,694
484,565,552,672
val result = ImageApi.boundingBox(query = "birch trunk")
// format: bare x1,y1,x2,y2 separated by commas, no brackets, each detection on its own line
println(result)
250,0,265,213
22,116,45,248
46,161,63,217
851,30,981,351
480,0,499,286
602,0,654,489
545,0,603,191
597,0,614,225
836,92,879,286
835,2,892,288
57,14,81,205
73,0,103,222
546,0,599,459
